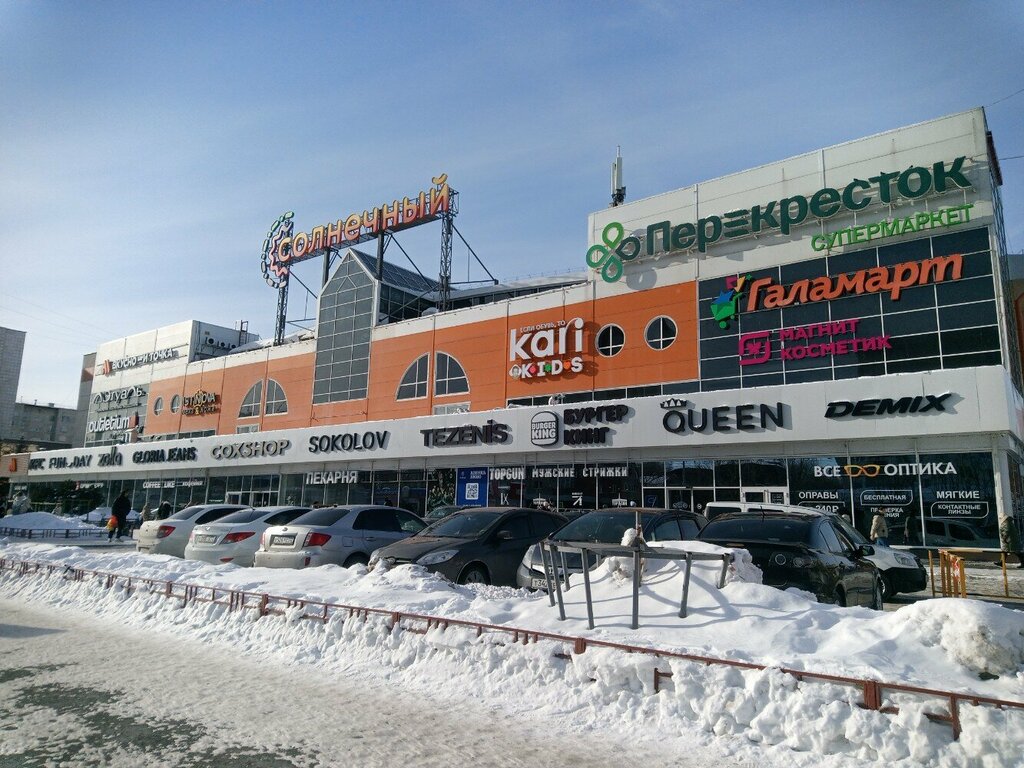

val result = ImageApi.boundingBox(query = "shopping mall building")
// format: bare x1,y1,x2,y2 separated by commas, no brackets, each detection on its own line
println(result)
6,107,1022,550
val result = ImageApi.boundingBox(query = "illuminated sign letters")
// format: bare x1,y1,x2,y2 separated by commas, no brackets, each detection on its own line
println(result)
211,440,292,460
421,420,510,448
509,318,585,380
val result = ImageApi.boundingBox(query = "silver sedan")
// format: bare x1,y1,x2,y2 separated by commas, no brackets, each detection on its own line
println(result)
253,505,426,569
135,504,252,557
184,506,311,567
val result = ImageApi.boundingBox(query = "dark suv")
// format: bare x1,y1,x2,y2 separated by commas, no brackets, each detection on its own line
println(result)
516,507,708,590
698,508,882,608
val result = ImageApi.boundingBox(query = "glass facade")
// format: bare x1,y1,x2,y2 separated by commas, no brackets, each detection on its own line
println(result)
697,228,1000,391
314,255,373,403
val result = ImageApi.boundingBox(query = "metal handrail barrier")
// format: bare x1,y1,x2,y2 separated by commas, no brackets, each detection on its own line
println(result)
540,540,733,629
0,527,108,540
937,550,968,598
932,548,1015,599
0,555,1021,742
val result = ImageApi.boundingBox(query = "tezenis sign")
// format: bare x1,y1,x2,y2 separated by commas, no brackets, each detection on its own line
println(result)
588,156,972,282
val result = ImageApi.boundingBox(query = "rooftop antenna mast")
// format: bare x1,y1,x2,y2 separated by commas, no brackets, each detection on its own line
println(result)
611,145,626,207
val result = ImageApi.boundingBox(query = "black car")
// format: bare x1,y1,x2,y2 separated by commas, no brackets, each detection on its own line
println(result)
516,507,708,590
698,509,883,609
422,504,470,522
369,507,567,586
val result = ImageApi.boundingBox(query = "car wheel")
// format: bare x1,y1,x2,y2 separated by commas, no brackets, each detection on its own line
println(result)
344,553,369,568
870,578,884,611
879,572,893,600
459,565,489,585
832,587,847,607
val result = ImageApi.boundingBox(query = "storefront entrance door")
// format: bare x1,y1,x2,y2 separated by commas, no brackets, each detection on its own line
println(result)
743,487,788,504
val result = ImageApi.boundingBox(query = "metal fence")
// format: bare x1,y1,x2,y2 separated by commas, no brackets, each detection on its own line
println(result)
0,555,1021,742
0,527,108,540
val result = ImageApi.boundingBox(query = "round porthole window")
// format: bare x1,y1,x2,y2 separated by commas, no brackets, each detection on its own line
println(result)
170,394,181,413
596,324,625,357
645,316,677,350
153,397,164,416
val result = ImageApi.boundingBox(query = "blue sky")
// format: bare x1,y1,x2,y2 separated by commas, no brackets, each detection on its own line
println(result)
2,1,1023,407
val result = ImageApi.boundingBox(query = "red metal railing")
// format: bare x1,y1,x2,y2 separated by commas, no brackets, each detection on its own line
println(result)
1,555,1021,741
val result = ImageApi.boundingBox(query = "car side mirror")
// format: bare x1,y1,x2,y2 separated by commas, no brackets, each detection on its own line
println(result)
858,544,875,557
496,530,513,541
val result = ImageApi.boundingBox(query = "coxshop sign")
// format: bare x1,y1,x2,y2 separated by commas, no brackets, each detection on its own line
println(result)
211,440,292,460
660,398,786,434
825,393,952,419
261,175,452,288
508,318,585,380
587,156,972,282
308,431,390,454
710,253,963,329
102,348,179,375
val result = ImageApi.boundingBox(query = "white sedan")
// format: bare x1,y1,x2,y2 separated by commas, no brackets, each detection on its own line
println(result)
135,504,251,557
184,506,311,567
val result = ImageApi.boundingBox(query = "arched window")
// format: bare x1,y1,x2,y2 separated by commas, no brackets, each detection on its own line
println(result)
397,354,429,400
153,397,164,416
264,379,288,415
434,353,469,396
170,394,182,413
239,381,262,418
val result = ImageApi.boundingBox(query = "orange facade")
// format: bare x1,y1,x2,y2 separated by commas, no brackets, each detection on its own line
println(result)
146,280,698,437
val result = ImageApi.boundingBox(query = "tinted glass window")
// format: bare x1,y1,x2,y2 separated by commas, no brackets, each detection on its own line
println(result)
553,511,657,543
264,508,310,526
395,511,426,533
680,519,701,539
701,517,812,543
168,505,208,521
500,515,530,539
531,513,564,539
424,511,503,538
217,510,263,525
354,509,400,532
652,519,681,541
815,522,845,553
293,507,352,526
196,508,239,524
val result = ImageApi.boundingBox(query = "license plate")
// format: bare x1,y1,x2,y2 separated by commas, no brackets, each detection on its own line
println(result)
531,577,549,590
193,535,218,545
272,534,296,546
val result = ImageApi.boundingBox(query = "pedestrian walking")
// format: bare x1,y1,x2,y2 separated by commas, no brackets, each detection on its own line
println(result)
157,500,172,520
870,511,889,547
111,490,131,541
140,503,154,523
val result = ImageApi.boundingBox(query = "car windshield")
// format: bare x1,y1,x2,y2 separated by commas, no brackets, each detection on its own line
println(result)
831,516,868,545
167,505,206,521
552,511,658,543
422,511,502,538
290,507,351,526
701,516,813,543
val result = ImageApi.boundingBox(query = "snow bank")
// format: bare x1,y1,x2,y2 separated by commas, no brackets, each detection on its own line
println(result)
0,540,1022,767
0,512,99,531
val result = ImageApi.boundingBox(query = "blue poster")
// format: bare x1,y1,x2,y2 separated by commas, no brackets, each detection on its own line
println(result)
456,467,489,507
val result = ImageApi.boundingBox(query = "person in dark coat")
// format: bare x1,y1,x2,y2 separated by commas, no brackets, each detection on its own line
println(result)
110,491,131,541
157,501,172,520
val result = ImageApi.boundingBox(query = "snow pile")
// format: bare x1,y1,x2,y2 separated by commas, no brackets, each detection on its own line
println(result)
0,539,1022,767
0,512,98,531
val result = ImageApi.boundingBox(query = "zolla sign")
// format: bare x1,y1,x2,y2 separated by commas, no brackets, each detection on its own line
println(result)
587,156,973,282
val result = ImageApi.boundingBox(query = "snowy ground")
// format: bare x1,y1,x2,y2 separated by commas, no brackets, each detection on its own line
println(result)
0,529,1022,767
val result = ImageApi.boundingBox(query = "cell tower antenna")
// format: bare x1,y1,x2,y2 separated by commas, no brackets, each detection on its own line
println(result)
611,146,626,207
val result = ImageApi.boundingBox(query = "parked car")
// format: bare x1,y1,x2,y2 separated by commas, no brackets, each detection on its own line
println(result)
698,508,882,608
184,505,311,567
923,518,999,548
516,507,708,590
704,501,927,598
370,507,567,586
423,504,470,522
135,504,252,557
81,506,140,525
253,505,426,570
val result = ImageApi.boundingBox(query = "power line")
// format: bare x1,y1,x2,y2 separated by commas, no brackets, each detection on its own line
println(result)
988,86,1024,107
